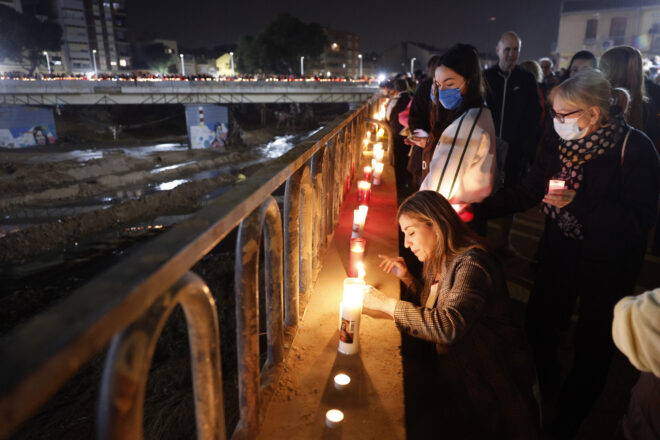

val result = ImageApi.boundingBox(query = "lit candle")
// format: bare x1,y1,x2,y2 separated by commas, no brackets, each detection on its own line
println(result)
357,180,371,204
338,277,365,355
373,145,384,163
363,165,372,181
348,237,366,277
372,162,384,185
366,131,371,140
371,158,378,169
363,138,369,148
549,179,566,192
356,261,366,281
352,207,367,238
325,409,344,428
334,373,351,390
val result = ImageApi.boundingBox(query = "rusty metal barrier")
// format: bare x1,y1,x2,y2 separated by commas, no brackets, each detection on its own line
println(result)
0,95,384,440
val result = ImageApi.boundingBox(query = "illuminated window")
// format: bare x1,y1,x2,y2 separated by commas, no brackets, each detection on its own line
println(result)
119,59,127,67
331,42,339,51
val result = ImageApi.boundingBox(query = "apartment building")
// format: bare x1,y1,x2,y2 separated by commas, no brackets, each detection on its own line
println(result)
556,0,660,68
318,28,361,78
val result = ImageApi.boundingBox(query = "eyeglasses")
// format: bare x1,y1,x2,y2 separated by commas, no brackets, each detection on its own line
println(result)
550,109,583,123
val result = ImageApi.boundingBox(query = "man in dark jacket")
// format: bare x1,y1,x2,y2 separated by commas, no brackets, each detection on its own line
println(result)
484,31,542,254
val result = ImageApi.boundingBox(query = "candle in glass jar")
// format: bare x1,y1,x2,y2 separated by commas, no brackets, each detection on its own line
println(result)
366,131,371,140
356,261,366,281
549,179,565,192
372,162,384,185
363,165,373,181
357,180,371,204
377,127,385,139
325,409,344,428
352,207,367,238
348,237,366,277
338,277,365,355
373,146,385,163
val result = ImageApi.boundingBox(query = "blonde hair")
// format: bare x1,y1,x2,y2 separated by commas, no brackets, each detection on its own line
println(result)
599,46,646,129
397,191,486,290
520,60,543,83
550,69,629,125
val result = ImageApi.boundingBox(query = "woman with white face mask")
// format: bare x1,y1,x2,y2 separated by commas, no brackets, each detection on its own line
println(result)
471,69,660,437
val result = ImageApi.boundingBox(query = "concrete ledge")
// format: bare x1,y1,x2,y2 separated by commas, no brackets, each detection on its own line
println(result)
258,165,405,439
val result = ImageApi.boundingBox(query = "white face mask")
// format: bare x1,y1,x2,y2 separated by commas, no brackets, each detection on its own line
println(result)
553,117,589,140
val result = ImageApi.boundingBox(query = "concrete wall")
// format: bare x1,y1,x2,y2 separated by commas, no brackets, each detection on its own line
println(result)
0,106,57,148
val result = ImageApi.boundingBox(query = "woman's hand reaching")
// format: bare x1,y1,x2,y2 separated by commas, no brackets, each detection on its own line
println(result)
378,254,410,281
363,285,397,318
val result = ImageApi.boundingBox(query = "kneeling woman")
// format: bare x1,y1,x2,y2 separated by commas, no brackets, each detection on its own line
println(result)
364,191,539,439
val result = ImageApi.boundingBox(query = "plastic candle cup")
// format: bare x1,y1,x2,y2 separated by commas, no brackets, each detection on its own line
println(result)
334,373,351,390
363,165,373,181
348,237,366,277
357,180,371,204
373,146,384,163
372,162,384,185
325,409,344,428
549,179,566,192
338,277,365,355
356,261,366,281
352,208,367,238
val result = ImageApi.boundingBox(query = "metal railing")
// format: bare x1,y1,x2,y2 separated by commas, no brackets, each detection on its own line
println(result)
0,95,387,439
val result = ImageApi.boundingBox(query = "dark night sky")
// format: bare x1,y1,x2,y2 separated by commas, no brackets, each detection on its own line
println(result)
127,0,563,60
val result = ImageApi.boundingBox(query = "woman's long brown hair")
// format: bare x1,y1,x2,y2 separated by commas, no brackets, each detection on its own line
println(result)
397,191,487,290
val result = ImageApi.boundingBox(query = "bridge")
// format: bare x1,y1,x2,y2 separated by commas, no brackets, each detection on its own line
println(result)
0,80,378,105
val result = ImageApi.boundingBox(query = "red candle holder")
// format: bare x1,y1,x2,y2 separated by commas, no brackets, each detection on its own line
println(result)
348,237,366,277
363,165,373,182
357,180,371,204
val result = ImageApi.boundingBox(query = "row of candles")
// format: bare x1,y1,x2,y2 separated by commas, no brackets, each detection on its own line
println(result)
325,129,386,429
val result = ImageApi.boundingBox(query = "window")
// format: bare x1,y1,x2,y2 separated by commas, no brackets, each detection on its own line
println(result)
119,58,127,67
610,17,627,45
584,18,598,44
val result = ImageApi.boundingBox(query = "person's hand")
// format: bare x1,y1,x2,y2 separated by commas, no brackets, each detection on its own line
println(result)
543,189,576,208
363,285,397,317
378,254,409,280
404,136,426,147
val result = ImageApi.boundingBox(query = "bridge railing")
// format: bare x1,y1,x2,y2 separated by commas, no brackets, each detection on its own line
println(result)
0,95,389,439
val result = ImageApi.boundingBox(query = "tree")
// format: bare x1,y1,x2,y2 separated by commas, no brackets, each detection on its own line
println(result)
0,5,62,75
143,43,174,74
237,14,327,74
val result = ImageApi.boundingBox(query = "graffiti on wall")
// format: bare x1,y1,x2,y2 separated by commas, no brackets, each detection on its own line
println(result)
0,106,57,148
184,105,229,150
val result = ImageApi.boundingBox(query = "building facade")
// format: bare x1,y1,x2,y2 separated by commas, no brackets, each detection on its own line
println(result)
0,0,22,12
556,0,660,68
317,28,361,78
378,42,445,77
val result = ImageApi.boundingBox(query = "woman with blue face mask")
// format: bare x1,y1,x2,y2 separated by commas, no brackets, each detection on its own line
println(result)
470,69,660,438
418,44,497,236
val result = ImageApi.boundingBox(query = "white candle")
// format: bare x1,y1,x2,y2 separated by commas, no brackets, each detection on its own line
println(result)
352,208,367,238
372,162,384,185
356,262,366,281
338,277,364,355
549,179,565,192
325,409,344,428
333,373,351,390
373,147,384,163
377,127,385,139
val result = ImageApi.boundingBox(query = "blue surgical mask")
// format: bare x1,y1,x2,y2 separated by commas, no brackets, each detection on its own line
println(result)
437,87,463,110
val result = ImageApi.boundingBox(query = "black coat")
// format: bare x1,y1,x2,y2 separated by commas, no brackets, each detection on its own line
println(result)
484,65,543,184
388,91,412,136
474,126,659,264
409,77,432,133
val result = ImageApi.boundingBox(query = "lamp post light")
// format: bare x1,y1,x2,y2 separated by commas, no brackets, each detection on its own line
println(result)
410,57,416,75
229,51,235,77
92,49,97,76
179,53,185,76
43,51,51,75
358,54,363,78
300,56,304,77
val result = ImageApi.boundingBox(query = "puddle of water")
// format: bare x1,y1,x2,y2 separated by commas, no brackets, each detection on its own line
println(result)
155,179,190,191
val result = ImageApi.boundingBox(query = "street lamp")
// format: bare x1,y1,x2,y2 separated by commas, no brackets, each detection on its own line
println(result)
180,53,185,76
43,51,51,75
300,56,304,77
358,54,363,78
410,57,416,75
229,51,235,77
92,49,97,76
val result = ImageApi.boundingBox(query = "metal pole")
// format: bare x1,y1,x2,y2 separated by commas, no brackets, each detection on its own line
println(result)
92,49,97,76
43,51,51,75
230,52,235,77
358,54,362,78
300,56,304,77
180,54,185,76
410,57,416,75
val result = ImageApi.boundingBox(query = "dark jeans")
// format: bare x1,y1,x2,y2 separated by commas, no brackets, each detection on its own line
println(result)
525,226,636,437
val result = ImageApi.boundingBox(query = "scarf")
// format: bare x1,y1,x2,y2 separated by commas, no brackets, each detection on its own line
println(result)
542,114,626,239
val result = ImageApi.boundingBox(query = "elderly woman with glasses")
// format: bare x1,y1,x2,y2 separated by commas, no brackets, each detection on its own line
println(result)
471,69,660,437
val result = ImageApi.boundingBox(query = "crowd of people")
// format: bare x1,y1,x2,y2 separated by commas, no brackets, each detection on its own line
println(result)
363,32,660,439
